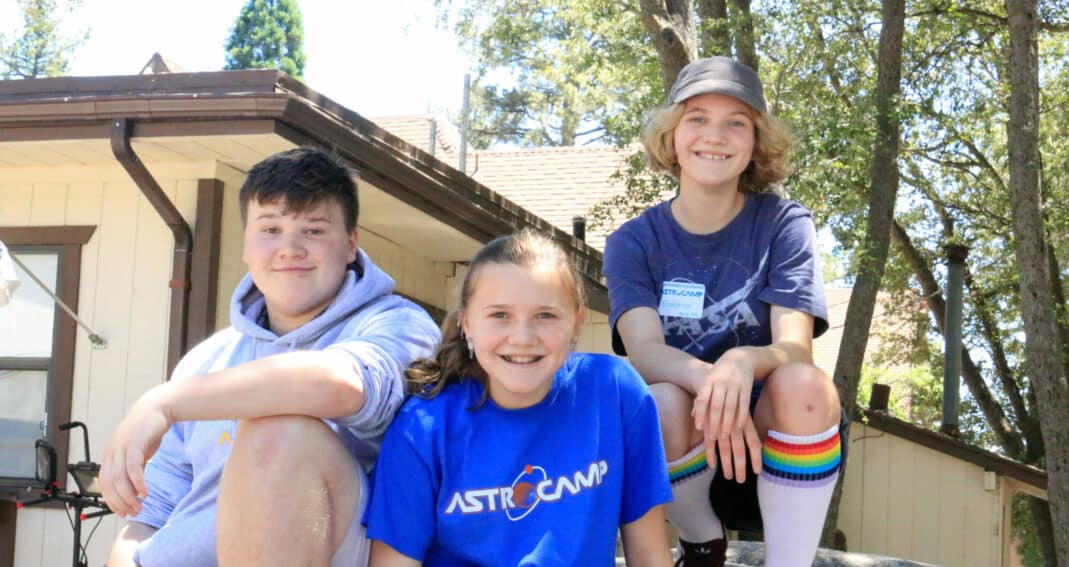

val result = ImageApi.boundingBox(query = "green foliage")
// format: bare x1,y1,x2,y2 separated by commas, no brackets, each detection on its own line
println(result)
437,0,661,148
1013,493,1045,567
224,0,306,79
0,0,86,79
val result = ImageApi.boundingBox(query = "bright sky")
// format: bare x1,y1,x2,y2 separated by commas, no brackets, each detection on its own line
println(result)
0,0,475,119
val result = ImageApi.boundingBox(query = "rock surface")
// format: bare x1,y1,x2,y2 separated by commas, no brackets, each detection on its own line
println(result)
725,541,936,566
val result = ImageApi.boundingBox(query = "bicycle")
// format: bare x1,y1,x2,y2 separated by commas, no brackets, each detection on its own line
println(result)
18,421,112,567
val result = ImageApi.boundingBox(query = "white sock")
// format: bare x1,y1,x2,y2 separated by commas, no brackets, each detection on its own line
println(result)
666,444,724,543
758,424,841,567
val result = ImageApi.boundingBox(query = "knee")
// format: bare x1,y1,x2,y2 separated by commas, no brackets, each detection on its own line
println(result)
762,363,839,430
649,382,700,459
232,415,334,468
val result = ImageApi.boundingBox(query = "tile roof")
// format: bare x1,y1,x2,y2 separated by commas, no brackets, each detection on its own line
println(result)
372,115,646,252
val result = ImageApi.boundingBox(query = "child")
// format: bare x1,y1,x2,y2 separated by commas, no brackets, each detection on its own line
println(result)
603,57,846,567
366,230,673,567
101,147,441,567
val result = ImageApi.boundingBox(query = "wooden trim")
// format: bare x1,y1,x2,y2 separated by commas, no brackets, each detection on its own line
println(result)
0,500,14,567
861,408,1047,491
187,179,225,349
0,226,95,246
0,357,49,371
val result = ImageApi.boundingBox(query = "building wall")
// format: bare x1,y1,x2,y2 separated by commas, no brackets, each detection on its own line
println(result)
838,422,1005,566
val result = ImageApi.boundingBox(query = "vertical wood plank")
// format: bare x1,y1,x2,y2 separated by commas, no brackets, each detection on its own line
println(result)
937,454,967,566
885,436,915,559
838,422,866,552
0,184,33,224
911,445,942,564
860,428,890,554
28,184,69,226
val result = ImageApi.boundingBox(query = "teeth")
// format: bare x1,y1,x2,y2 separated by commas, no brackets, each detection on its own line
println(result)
696,153,729,160
504,355,539,364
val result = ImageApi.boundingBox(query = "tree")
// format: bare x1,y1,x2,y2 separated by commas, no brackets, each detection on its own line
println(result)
0,0,86,79
1004,0,1069,564
444,0,1069,559
224,0,306,79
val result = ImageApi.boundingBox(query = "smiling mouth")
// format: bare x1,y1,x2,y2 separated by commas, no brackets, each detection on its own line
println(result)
501,355,544,364
695,152,731,160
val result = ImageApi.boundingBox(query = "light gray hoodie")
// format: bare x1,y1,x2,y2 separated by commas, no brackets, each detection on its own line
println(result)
131,249,440,567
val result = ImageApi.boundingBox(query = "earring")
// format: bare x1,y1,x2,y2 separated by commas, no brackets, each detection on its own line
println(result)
569,336,578,351
466,338,474,359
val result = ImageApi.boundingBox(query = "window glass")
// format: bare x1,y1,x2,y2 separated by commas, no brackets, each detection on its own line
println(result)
0,251,57,357
0,370,48,478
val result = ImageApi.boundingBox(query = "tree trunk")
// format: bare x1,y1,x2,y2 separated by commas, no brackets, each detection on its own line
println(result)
639,0,698,93
1004,0,1069,564
822,0,905,548
728,0,758,70
696,0,731,57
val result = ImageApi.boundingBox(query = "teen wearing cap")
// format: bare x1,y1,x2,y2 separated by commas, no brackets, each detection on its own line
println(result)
603,57,846,567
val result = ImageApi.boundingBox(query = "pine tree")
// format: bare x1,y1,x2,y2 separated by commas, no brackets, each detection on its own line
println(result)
0,0,86,79
224,0,306,79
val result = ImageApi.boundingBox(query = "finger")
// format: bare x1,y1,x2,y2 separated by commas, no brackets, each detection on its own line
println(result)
732,428,747,484
717,434,733,480
692,382,713,432
106,455,139,517
718,387,740,437
705,386,727,439
745,421,763,476
127,448,148,500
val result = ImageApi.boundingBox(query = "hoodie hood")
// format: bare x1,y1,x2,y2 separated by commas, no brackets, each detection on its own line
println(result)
230,248,396,347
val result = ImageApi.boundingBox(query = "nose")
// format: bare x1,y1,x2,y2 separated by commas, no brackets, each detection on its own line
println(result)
508,319,538,346
278,231,307,259
701,122,727,143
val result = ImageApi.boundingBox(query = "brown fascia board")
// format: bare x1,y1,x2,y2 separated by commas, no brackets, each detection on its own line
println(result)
861,408,1047,492
0,70,609,312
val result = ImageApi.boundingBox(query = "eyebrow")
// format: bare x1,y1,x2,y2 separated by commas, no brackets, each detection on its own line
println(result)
251,213,333,223
481,304,563,310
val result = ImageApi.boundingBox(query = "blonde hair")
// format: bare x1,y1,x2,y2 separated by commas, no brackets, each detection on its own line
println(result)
641,101,792,195
405,229,585,404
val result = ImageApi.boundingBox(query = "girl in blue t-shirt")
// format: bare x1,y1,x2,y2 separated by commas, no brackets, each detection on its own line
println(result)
603,57,846,567
367,229,673,567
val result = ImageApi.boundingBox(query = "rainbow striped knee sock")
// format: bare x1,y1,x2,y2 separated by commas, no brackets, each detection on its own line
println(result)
666,444,723,544
758,424,841,567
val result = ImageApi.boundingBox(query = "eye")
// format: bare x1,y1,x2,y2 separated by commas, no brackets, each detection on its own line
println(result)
262,226,280,234
305,228,324,236
687,116,705,125
729,119,749,128
489,311,508,319
537,312,558,320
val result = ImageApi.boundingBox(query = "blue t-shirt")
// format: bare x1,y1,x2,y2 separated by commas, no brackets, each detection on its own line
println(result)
603,193,828,362
366,353,672,566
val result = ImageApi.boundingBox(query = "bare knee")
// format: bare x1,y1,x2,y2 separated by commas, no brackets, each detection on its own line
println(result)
231,415,334,466
650,382,701,460
757,363,839,435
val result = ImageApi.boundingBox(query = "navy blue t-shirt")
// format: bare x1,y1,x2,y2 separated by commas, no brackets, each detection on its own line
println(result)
603,193,828,363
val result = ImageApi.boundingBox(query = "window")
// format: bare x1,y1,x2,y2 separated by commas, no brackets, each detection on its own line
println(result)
0,226,94,491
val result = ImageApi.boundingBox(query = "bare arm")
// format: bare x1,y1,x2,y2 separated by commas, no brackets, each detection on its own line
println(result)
370,540,422,567
106,521,157,567
620,505,673,567
101,350,365,516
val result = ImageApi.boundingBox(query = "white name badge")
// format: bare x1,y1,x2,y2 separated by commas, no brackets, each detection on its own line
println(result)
658,281,706,319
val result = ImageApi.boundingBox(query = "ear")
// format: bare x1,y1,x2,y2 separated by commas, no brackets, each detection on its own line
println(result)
572,305,585,337
347,228,359,263
458,310,471,339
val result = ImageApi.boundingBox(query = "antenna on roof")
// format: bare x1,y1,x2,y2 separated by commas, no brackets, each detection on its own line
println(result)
459,73,471,174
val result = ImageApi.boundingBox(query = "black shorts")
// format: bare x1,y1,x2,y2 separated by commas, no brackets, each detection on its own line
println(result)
707,384,850,533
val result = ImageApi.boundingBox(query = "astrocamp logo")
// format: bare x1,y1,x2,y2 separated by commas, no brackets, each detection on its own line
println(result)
444,460,609,521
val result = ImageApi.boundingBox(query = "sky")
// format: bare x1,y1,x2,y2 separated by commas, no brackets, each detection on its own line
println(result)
0,0,476,119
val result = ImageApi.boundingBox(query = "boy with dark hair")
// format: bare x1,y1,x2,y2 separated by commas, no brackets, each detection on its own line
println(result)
102,147,440,567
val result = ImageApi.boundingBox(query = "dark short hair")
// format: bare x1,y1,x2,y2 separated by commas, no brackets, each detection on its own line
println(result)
239,147,359,231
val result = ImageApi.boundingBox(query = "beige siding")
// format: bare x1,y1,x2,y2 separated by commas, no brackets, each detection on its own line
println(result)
2,162,223,567
838,422,1004,566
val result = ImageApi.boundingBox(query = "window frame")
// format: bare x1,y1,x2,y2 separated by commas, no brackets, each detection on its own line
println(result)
0,226,95,494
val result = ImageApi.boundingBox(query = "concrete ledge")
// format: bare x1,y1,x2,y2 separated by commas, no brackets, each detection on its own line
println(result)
616,542,936,566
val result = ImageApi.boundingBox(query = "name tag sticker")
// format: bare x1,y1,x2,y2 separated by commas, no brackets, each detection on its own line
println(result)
659,281,706,319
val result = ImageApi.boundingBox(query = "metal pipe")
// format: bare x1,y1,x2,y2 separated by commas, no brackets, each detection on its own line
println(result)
428,118,437,157
110,118,193,375
6,251,105,346
940,243,969,437
572,216,586,242
459,73,471,174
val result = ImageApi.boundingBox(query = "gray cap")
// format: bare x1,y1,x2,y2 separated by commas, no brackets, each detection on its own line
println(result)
668,57,767,114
